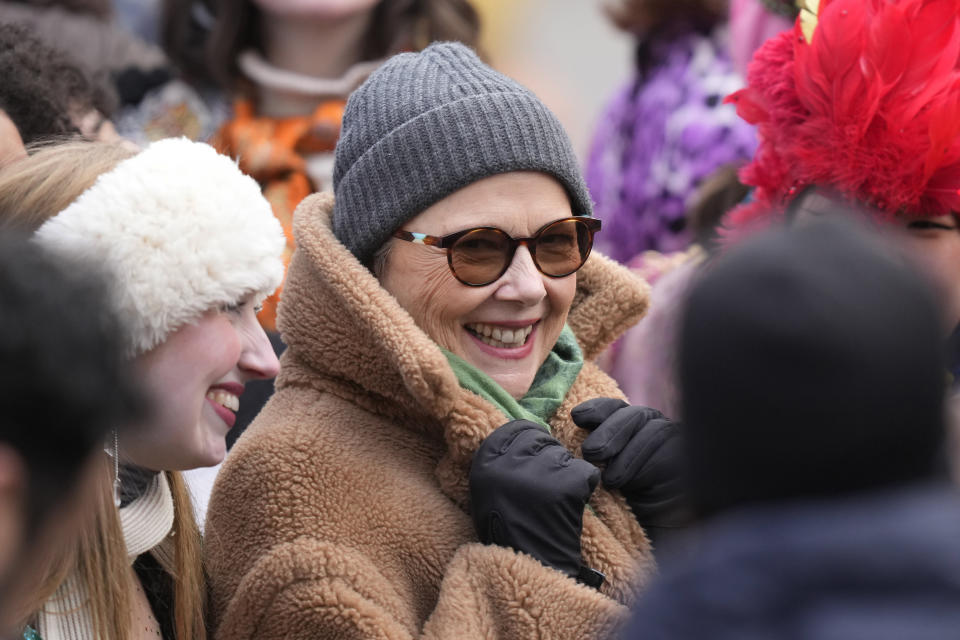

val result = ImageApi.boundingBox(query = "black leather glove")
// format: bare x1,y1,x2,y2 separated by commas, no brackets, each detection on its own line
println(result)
573,398,690,530
469,419,600,580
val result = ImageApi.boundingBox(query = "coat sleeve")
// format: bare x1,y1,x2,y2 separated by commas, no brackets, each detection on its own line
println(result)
214,538,630,640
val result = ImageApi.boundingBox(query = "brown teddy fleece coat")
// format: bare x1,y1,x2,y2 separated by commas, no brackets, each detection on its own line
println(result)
204,193,656,639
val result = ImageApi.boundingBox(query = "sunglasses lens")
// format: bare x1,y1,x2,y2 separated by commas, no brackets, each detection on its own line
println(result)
450,228,511,285
534,219,593,276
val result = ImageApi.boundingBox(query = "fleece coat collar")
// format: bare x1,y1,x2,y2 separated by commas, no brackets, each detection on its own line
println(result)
275,193,655,597
278,192,651,500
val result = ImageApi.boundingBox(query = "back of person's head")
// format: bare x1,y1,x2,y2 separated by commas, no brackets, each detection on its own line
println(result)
0,236,140,627
0,235,136,531
0,22,115,144
679,219,946,516
0,140,135,232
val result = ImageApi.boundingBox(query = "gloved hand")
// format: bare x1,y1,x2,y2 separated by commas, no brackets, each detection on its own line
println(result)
572,398,690,530
469,419,600,579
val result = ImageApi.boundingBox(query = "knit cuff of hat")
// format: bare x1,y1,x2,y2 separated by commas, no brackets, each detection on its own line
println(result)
333,91,594,265
34,137,285,357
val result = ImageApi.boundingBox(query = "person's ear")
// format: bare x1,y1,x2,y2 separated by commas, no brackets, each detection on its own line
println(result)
0,443,26,502
0,443,26,583
0,108,27,168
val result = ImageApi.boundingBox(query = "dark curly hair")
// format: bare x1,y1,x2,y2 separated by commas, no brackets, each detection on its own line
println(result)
0,22,114,144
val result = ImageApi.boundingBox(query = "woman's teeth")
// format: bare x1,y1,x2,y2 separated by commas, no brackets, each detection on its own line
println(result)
206,389,239,411
466,322,534,348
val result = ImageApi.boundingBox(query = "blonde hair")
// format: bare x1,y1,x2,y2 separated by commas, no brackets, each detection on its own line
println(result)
0,140,137,232
1,140,207,640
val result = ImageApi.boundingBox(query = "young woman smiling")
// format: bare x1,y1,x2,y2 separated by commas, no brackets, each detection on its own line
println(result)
0,137,284,640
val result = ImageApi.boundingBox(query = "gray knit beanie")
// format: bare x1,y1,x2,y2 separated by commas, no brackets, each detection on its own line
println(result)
332,42,593,265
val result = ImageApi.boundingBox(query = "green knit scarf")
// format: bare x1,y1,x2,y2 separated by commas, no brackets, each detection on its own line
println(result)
443,324,583,431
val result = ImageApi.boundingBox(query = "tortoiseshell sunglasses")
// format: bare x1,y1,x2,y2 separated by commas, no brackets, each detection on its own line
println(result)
392,217,602,286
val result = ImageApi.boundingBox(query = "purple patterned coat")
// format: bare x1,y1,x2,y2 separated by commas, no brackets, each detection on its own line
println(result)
587,26,757,261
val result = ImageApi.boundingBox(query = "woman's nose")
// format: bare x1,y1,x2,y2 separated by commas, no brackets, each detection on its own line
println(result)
494,246,547,305
238,315,281,380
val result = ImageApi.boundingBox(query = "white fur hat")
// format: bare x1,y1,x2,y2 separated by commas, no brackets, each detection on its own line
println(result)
34,137,285,356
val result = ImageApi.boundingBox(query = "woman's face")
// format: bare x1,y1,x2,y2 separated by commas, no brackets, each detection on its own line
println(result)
380,171,579,399
893,214,960,329
123,299,280,470
790,188,960,330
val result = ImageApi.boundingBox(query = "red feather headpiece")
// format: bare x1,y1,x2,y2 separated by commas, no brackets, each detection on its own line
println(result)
724,0,960,235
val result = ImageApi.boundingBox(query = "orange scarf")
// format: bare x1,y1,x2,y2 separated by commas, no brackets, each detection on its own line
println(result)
212,97,345,330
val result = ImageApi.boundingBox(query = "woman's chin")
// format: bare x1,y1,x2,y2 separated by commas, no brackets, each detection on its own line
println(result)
175,447,225,471
196,436,228,469
493,373,538,400
460,329,540,398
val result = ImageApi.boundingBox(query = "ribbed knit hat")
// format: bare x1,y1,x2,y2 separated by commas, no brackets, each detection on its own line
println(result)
34,138,285,357
332,42,593,264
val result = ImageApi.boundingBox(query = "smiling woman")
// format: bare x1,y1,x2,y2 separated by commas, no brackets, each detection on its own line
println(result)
0,138,284,640
128,300,277,470
380,172,581,398
203,42,680,640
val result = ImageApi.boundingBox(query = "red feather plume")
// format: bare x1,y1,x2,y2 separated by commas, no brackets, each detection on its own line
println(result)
724,0,960,237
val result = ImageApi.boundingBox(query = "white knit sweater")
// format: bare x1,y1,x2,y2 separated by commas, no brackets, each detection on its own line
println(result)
37,472,175,639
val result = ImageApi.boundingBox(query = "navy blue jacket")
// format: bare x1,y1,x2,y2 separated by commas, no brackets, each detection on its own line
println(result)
626,483,960,640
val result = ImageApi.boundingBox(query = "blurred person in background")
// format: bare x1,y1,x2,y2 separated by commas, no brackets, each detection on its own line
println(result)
588,0,763,416
586,0,756,263
166,0,482,443
204,43,687,640
202,0,482,333
0,0,154,112
728,0,796,78
0,22,120,144
724,0,960,381
608,0,960,416
0,0,228,146
626,219,960,639
0,237,141,639
0,137,284,640
113,0,161,44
